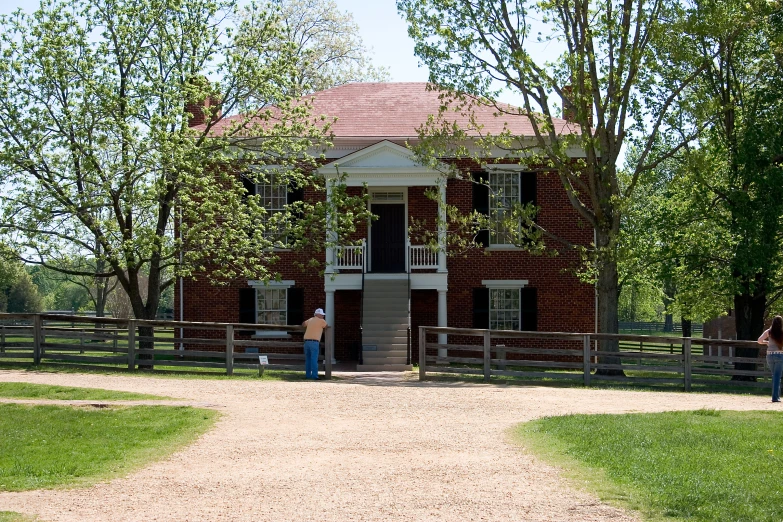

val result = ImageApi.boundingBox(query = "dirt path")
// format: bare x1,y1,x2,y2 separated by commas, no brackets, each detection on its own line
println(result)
0,371,776,521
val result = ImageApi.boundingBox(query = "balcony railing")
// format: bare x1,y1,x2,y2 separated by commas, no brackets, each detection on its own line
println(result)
334,240,365,270
409,243,438,270
333,240,439,271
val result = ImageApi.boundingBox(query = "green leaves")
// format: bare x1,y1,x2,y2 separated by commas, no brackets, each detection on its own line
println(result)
0,0,363,319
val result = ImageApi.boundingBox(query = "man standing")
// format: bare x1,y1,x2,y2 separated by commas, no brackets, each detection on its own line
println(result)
302,308,327,380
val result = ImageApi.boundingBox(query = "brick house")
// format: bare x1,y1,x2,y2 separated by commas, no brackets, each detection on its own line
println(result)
177,82,595,370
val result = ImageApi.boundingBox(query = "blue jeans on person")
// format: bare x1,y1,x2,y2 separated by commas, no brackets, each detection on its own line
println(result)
766,353,783,402
304,340,320,379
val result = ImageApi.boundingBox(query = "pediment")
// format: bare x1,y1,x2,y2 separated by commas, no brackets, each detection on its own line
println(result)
322,140,423,170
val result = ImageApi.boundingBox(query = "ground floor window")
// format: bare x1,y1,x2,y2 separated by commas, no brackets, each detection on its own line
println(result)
257,288,287,325
489,288,520,330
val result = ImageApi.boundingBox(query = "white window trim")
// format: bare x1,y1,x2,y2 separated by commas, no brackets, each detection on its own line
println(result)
248,280,295,338
250,165,295,250
481,280,528,289
482,280,528,332
488,170,521,247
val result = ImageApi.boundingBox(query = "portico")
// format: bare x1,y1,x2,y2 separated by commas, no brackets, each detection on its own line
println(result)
319,140,450,368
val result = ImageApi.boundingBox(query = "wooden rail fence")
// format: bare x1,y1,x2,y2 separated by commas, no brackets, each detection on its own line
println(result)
419,326,769,390
0,313,333,378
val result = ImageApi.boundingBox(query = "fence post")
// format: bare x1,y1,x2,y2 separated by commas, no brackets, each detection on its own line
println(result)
225,324,234,376
419,326,426,380
683,338,692,392
483,330,491,383
127,320,136,371
32,314,42,365
496,346,506,370
325,326,333,379
1,325,5,353
583,334,591,386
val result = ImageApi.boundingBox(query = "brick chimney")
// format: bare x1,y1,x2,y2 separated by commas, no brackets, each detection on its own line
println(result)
185,76,222,127
185,96,222,127
561,85,576,122
560,85,592,127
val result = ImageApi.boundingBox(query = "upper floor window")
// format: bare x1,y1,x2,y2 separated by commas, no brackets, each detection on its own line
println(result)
472,169,536,248
257,173,288,240
489,171,520,246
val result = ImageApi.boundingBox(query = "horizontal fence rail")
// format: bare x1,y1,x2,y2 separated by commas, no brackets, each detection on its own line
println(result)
0,313,333,378
619,321,704,334
419,326,768,390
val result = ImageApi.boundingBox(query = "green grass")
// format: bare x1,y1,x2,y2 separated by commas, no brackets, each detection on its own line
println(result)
0,361,321,380
0,404,217,491
0,382,168,401
516,410,783,521
0,512,34,522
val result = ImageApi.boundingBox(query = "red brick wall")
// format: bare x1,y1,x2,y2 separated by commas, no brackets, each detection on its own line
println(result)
178,162,596,362
334,290,361,360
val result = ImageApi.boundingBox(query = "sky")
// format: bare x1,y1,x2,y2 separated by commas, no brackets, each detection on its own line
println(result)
0,0,558,110
0,0,431,82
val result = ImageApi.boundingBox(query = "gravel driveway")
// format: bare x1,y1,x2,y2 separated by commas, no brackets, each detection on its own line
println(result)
0,370,776,521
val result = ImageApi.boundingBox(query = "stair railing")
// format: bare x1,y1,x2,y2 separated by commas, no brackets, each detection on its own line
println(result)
359,238,366,365
406,240,412,366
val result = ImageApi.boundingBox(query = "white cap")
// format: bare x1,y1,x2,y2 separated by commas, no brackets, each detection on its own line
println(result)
314,308,325,316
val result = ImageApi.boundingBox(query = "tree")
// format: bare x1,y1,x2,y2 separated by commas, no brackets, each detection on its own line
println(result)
0,258,43,313
240,0,389,96
615,0,783,368
689,0,783,345
0,0,366,330
397,0,715,371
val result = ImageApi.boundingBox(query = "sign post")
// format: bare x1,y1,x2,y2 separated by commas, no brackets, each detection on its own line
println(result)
258,355,269,377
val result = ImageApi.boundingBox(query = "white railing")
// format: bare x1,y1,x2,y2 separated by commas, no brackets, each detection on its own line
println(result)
334,240,365,270
409,244,438,269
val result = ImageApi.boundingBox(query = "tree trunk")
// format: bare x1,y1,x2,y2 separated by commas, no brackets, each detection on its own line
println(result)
732,288,764,381
664,314,673,332
663,277,675,332
681,318,692,338
129,275,162,370
595,229,624,376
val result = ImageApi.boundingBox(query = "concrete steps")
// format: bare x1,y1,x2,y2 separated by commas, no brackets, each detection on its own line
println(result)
361,278,410,372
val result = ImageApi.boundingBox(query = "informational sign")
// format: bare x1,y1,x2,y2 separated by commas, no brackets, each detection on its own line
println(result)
258,356,269,365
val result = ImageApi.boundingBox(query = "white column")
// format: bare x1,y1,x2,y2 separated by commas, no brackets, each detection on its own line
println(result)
437,179,447,273
438,289,448,359
326,290,336,363
325,181,335,273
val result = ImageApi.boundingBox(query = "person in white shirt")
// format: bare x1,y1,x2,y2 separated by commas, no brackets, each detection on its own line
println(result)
302,308,327,380
757,315,783,402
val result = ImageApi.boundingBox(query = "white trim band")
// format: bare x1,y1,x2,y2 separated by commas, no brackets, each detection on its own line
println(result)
482,280,529,288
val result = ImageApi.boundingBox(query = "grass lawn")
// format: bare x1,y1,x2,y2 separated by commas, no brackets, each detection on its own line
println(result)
0,382,168,401
0,404,217,491
0,513,32,522
516,410,783,521
0,362,320,381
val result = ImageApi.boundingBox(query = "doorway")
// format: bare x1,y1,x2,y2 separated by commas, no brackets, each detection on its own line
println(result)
370,203,406,273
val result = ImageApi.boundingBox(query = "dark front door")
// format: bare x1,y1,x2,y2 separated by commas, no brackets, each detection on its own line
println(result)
371,204,406,272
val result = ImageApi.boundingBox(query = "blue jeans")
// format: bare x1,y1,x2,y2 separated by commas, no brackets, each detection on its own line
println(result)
766,353,783,402
304,340,320,379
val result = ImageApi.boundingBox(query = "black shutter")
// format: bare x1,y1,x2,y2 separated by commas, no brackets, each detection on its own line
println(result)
288,185,304,205
520,172,537,206
473,287,489,329
472,171,489,247
241,174,256,202
239,288,256,324
287,287,304,326
521,287,538,331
